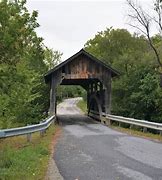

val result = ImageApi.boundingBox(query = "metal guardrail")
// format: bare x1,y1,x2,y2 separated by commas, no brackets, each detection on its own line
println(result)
89,110,162,134
0,115,55,141
106,114,162,131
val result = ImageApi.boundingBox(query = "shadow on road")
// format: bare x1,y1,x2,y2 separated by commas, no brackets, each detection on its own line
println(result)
57,114,98,126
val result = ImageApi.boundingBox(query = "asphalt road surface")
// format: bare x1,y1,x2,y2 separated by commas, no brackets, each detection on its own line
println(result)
54,98,162,180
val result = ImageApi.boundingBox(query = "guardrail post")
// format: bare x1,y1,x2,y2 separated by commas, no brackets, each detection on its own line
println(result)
130,124,133,129
27,133,31,142
40,121,44,137
143,127,147,133
27,124,32,142
160,131,162,136
40,130,44,137
106,118,112,126
101,117,105,124
119,122,121,127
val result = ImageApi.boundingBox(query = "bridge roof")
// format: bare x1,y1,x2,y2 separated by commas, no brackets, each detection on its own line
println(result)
44,49,119,82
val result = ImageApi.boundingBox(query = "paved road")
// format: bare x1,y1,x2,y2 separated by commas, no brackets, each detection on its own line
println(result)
54,98,162,180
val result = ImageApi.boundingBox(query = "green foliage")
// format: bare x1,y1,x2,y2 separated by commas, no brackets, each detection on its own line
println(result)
77,99,87,113
85,28,162,122
85,28,148,67
56,85,86,102
0,146,13,169
0,0,60,128
44,48,62,70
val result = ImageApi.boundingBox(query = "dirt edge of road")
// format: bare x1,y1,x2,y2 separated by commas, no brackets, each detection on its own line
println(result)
45,126,63,180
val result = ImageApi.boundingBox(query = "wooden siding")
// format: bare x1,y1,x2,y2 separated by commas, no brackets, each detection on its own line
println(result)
62,55,111,80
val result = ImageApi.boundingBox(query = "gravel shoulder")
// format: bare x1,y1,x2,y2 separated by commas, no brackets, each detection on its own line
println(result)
45,127,63,180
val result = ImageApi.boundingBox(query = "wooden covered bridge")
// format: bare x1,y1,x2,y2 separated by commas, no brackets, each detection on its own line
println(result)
44,49,119,119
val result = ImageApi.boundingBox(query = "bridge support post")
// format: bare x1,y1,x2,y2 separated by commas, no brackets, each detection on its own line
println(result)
103,73,111,114
49,74,56,115
143,127,147,133
87,84,91,111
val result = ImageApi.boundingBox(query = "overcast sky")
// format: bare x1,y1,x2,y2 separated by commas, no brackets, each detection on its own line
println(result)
26,0,153,61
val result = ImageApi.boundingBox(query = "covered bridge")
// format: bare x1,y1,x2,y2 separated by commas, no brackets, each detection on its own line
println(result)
44,49,119,119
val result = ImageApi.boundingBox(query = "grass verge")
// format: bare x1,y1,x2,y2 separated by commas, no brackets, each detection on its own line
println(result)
0,124,58,180
110,124,162,142
77,99,87,114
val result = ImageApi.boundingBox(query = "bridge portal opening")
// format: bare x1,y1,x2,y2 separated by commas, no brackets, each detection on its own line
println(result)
56,85,86,104
55,85,87,118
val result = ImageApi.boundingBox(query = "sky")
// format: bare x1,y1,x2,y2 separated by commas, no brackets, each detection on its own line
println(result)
26,0,153,61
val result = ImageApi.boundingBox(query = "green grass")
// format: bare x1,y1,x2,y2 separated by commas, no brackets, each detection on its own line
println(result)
77,99,87,113
0,125,58,180
110,124,162,142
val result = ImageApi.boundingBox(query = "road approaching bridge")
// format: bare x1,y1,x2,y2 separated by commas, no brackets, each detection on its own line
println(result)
54,98,162,180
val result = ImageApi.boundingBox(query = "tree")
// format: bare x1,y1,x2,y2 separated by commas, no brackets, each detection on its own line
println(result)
85,27,162,122
127,0,162,69
85,28,149,74
0,0,54,128
44,48,62,70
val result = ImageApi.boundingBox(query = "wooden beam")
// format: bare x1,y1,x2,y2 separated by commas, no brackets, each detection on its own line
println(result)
103,72,111,114
49,74,56,115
